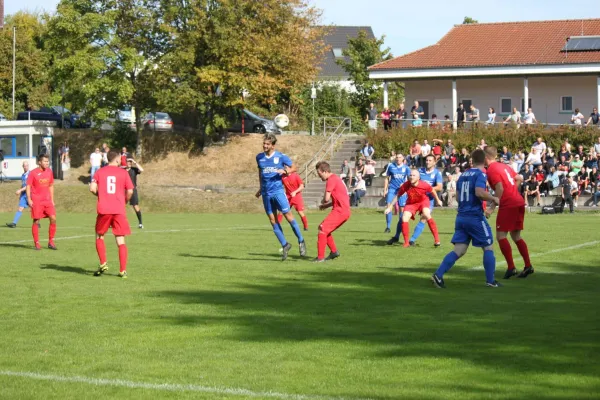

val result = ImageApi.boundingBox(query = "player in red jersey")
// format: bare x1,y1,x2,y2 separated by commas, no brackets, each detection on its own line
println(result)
385,169,443,248
276,170,308,230
90,151,134,278
313,161,351,262
26,154,57,250
484,146,534,279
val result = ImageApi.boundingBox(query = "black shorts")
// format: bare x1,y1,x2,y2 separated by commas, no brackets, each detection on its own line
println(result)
129,189,139,206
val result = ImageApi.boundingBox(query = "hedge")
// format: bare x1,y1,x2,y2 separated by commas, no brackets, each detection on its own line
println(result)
366,125,600,159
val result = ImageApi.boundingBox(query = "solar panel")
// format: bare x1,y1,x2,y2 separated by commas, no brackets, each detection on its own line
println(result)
562,36,600,52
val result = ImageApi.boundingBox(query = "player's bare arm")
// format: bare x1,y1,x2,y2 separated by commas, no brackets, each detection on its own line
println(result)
255,170,262,198
126,189,134,202
26,185,33,207
383,175,389,196
130,159,143,172
292,183,305,197
90,181,99,196
431,190,443,208
49,184,55,206
320,192,333,210
475,187,499,205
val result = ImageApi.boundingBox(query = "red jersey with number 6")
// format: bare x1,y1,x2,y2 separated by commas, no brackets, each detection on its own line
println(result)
92,166,134,215
486,162,522,208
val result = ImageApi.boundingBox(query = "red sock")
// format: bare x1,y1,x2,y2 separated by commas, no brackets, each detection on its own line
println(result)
317,233,327,259
498,238,516,270
49,223,56,242
301,216,308,230
402,222,410,244
326,234,337,253
277,214,283,224
427,219,440,243
32,223,39,243
515,239,532,268
96,238,107,264
118,244,128,273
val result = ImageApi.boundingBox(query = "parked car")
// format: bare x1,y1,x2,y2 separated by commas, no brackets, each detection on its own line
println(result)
116,106,134,123
52,106,91,128
16,106,89,129
142,112,174,132
227,109,281,134
0,113,7,121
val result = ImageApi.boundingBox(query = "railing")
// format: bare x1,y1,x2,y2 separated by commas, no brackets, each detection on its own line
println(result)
300,117,352,184
371,117,600,130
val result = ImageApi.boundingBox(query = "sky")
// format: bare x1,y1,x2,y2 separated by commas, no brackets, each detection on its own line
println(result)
6,0,600,57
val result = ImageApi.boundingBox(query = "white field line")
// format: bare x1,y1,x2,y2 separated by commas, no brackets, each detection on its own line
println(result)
0,225,267,245
0,370,371,400
468,240,600,273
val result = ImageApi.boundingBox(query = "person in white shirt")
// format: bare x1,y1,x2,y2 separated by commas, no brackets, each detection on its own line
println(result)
523,108,538,125
593,137,600,155
486,107,496,125
525,148,542,171
350,174,366,206
531,137,547,160
469,104,480,123
420,139,431,158
571,108,585,126
504,107,522,128
89,147,103,181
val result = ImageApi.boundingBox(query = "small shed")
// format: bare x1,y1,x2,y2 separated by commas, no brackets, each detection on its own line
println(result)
0,121,56,180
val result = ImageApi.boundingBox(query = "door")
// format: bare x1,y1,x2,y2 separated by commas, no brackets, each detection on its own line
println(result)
418,101,430,120
434,99,453,119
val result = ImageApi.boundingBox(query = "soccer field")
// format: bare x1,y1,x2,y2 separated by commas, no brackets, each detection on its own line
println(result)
1,211,599,399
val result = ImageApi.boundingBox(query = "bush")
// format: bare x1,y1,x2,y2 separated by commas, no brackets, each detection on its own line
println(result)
366,125,600,159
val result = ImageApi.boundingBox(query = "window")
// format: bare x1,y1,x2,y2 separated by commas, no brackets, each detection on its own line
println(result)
461,99,472,111
15,135,29,157
521,98,533,112
500,98,512,114
332,48,343,58
561,96,573,112
0,137,14,157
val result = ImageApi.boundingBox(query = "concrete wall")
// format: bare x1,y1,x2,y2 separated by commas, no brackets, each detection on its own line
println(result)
404,75,599,125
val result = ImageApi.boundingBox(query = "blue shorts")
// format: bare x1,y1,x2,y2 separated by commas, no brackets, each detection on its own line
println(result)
452,215,494,248
262,192,291,215
386,190,407,207
18,196,29,209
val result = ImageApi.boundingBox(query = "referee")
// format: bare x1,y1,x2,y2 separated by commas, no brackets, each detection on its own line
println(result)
125,158,144,228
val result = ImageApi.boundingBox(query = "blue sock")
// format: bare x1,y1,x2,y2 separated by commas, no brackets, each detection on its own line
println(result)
12,210,23,225
272,223,287,246
483,250,496,284
288,219,304,243
410,221,426,242
435,251,460,278
393,212,403,239
385,212,392,229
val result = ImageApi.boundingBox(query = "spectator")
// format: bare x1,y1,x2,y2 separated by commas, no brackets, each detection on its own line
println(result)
594,137,600,155
101,143,110,167
354,158,365,181
557,155,570,176
514,149,526,172
446,148,459,172
562,175,575,213
525,148,542,170
458,148,470,171
442,115,452,132
545,147,556,170
410,101,424,127
564,139,572,153
477,139,487,150
456,103,466,127
430,114,440,128
432,139,443,164
571,154,584,174
523,108,538,125
408,140,421,168
469,104,480,124
396,103,408,129
486,107,496,125
340,160,350,187
571,108,585,126
587,107,600,127
525,175,541,207
381,107,392,131
59,141,70,164
499,146,512,163
504,107,522,128
365,103,378,130
361,141,374,159
120,147,131,167
509,156,519,173
578,166,590,193
570,174,580,207
90,147,103,180
589,166,599,192
420,139,431,167
559,144,571,162
444,166,461,207
363,159,376,187
443,139,455,166
531,137,547,161
544,166,560,193
350,174,366,207
575,145,586,160
534,164,546,190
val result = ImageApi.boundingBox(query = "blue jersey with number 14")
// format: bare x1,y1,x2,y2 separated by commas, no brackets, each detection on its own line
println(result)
385,163,410,190
256,151,293,196
457,168,487,217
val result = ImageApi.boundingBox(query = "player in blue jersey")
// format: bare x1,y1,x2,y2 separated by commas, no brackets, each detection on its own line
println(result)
409,154,443,245
383,153,410,244
256,133,307,260
6,161,30,228
431,149,501,288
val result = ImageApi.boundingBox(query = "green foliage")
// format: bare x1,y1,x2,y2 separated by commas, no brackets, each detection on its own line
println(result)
463,16,479,24
105,123,137,151
297,84,365,132
367,125,600,159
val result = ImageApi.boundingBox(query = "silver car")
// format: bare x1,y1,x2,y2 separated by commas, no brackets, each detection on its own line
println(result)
143,112,173,132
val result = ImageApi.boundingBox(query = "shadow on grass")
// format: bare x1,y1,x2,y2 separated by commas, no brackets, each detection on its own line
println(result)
0,243,32,249
179,253,282,262
40,264,94,275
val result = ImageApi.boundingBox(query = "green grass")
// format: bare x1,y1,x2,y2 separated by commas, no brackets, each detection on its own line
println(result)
1,210,599,399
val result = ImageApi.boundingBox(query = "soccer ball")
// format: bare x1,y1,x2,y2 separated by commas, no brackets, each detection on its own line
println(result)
274,114,289,129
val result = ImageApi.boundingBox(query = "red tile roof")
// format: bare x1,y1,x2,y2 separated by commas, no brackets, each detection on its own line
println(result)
370,19,600,70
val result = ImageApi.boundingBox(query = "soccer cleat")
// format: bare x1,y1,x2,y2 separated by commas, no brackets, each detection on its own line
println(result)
518,266,535,278
431,274,446,289
118,271,128,279
5,223,16,228
326,251,340,261
503,268,518,279
403,242,410,248
311,257,325,263
299,241,307,257
281,243,292,261
384,228,391,233
303,228,308,231
409,241,416,247
387,237,399,245
138,224,144,229
48,242,57,250
434,242,441,248
34,242,41,251
486,280,502,288
94,263,108,276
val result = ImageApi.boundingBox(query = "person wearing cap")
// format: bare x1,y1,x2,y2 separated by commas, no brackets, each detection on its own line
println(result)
570,154,584,175
587,107,600,127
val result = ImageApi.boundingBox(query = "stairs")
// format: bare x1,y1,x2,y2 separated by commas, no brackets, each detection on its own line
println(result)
303,135,364,209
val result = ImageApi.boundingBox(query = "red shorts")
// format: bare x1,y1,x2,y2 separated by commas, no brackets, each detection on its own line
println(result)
404,199,430,220
31,203,56,220
319,210,350,235
495,206,525,232
288,194,305,212
96,214,131,236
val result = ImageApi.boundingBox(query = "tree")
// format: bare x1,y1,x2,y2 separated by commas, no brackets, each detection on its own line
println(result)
462,16,478,24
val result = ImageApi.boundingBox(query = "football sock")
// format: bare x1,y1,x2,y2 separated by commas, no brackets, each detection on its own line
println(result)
289,219,304,243
402,222,410,244
272,223,287,246
498,238,516,270
385,212,392,229
135,210,143,224
118,244,128,273
393,213,404,240
317,233,327,259
326,234,337,253
410,221,425,242
427,219,440,242
435,251,460,278
483,250,496,284
49,223,56,242
301,215,308,230
32,223,39,243
12,210,22,225
96,238,107,264
515,239,532,267
277,213,283,224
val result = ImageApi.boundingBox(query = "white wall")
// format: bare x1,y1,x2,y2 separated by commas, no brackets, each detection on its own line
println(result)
405,75,599,125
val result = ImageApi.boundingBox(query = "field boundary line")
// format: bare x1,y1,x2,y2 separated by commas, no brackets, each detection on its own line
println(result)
0,370,371,400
